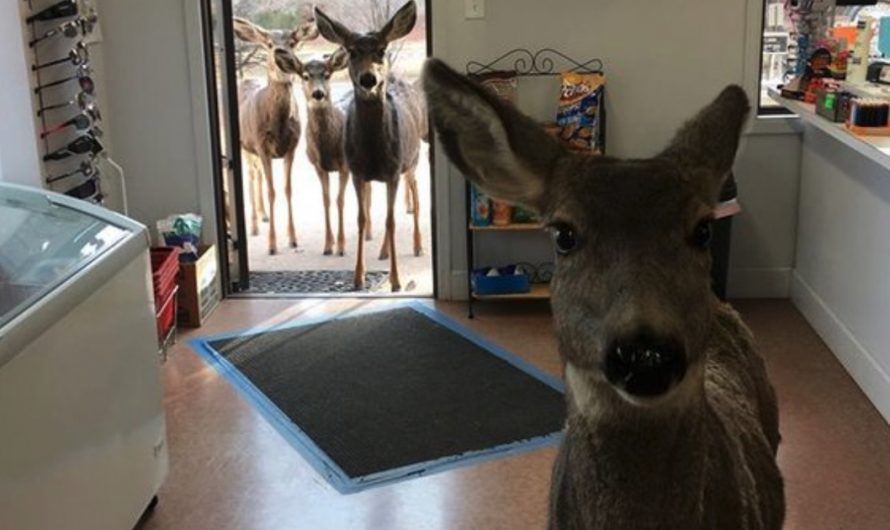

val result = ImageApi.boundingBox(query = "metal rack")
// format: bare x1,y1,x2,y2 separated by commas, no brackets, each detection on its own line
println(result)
463,48,606,318
23,0,123,209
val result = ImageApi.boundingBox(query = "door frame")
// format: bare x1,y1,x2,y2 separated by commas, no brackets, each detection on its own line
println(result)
200,0,249,294
195,0,444,299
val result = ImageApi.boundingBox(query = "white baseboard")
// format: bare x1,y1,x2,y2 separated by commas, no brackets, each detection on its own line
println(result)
727,268,792,298
791,272,890,427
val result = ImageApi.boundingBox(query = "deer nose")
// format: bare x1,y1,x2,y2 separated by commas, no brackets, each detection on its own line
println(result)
603,333,686,398
359,73,378,89
312,89,325,101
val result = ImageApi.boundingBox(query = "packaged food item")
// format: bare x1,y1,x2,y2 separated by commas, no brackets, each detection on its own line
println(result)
557,72,605,153
470,184,492,226
470,70,519,104
512,205,538,224
492,201,513,226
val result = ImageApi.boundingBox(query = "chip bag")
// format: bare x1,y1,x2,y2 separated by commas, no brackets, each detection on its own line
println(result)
557,72,605,153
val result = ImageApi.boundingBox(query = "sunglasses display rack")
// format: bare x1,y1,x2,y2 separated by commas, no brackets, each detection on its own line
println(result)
24,0,122,210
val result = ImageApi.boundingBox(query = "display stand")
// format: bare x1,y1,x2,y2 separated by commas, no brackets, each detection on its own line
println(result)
463,49,606,318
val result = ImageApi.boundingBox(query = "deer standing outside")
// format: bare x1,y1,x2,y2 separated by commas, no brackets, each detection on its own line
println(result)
233,16,318,255
274,47,375,256
423,59,785,530
314,0,425,291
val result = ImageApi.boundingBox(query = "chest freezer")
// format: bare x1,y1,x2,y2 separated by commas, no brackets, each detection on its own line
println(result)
0,182,167,530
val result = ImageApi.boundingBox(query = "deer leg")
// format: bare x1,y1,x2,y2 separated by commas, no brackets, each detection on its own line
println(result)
353,179,368,290
407,169,423,257
378,212,391,261
262,156,277,255
337,165,348,256
317,165,334,255
247,158,259,237
385,180,401,292
284,151,298,249
404,180,414,214
364,183,373,241
254,157,269,222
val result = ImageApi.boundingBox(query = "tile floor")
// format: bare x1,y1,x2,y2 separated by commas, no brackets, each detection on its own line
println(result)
136,298,890,530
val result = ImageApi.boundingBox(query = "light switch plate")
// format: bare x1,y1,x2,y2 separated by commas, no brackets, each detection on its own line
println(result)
465,0,485,19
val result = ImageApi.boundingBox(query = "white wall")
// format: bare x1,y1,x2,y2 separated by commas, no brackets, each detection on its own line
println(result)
95,0,209,239
791,124,890,425
0,0,42,187
431,0,802,299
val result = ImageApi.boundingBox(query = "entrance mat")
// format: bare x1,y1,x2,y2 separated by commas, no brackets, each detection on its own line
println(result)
189,302,565,493
247,270,388,294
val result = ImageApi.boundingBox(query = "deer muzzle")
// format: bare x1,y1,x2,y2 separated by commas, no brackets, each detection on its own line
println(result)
603,332,687,398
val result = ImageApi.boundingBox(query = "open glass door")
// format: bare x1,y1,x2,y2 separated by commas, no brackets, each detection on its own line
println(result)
201,0,249,292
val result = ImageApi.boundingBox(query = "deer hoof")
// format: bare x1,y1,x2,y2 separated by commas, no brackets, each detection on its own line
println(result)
391,283,402,293
414,247,424,257
251,227,259,237
354,280,365,291
338,250,346,257
378,252,389,261
262,216,269,223
323,248,333,256
268,248,277,256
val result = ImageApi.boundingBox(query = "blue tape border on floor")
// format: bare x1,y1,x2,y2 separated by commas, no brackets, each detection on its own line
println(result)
188,301,565,494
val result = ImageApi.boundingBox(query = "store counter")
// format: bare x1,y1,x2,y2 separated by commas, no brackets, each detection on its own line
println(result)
769,89,890,427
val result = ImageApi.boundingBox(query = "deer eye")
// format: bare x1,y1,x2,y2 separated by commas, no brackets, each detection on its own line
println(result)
550,222,579,256
691,219,713,250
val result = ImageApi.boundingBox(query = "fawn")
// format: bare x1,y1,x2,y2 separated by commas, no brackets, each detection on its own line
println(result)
423,58,784,530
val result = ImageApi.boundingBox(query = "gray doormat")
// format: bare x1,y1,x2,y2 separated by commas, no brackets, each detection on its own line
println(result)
247,270,388,294
191,304,566,493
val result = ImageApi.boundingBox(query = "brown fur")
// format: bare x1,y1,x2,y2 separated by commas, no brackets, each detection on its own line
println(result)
422,58,785,530
274,47,368,256
314,1,424,291
233,16,318,254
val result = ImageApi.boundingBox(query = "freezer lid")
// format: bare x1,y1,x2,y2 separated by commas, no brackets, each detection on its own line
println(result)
0,186,132,329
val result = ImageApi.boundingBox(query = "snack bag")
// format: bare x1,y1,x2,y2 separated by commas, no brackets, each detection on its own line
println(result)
557,72,605,153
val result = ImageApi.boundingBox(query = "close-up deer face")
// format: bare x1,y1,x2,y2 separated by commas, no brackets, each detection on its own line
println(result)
313,1,417,99
232,17,319,83
423,59,750,408
274,47,349,107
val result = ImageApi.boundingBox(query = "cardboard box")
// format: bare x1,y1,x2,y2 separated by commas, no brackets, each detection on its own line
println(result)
177,244,221,328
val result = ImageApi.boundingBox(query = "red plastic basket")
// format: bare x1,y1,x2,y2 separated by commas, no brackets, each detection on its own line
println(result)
155,287,178,346
150,247,179,308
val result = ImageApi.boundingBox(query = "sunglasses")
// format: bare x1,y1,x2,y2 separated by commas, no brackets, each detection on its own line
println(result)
32,42,89,71
46,160,97,185
35,65,93,94
43,132,104,161
64,176,104,203
25,0,78,24
37,89,94,117
29,14,97,47
40,107,101,139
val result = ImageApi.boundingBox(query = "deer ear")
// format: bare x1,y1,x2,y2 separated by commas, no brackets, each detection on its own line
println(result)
328,47,349,72
290,19,320,47
379,1,417,43
314,7,353,47
274,48,303,75
423,59,564,212
232,17,271,46
660,85,750,197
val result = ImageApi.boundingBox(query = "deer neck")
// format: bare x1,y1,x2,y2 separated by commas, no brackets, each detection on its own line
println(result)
264,79,296,117
563,362,711,523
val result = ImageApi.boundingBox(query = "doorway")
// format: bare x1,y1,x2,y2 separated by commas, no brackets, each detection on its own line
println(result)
202,0,435,297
